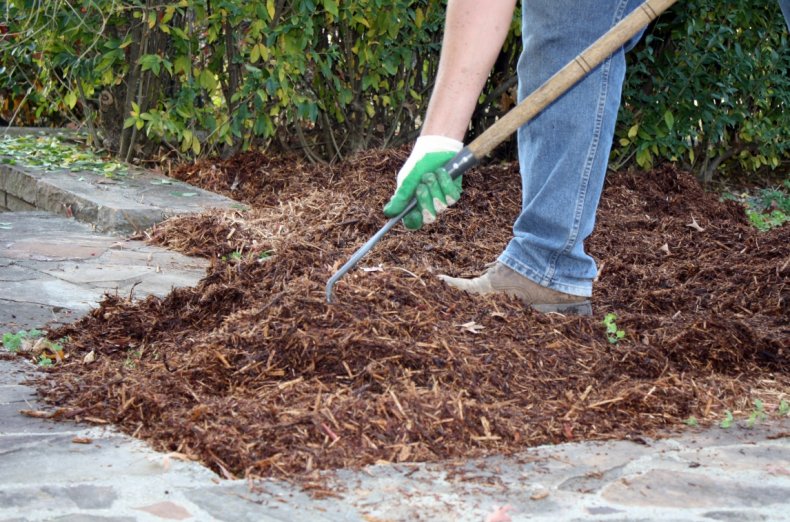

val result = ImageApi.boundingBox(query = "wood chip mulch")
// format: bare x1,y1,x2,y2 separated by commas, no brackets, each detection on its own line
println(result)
38,149,788,481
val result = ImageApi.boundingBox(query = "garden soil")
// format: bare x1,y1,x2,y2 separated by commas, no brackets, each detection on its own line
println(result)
38,150,788,483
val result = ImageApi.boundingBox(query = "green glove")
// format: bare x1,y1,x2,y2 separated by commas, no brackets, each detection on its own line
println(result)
383,136,464,230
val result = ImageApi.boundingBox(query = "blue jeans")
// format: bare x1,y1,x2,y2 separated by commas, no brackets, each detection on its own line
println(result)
499,0,790,298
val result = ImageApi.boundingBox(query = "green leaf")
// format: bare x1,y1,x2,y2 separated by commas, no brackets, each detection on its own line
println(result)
415,7,425,29
139,54,162,76
199,69,217,90
323,0,339,18
720,410,734,429
173,56,190,76
635,148,652,169
663,110,675,130
257,44,269,62
180,129,193,153
162,6,176,25
353,15,371,29
64,91,78,109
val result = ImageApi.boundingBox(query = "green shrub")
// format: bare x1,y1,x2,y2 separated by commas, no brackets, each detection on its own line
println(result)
616,0,790,182
1,0,447,162
2,1,788,181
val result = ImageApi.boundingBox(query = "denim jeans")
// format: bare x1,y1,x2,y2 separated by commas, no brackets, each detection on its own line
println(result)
499,0,790,298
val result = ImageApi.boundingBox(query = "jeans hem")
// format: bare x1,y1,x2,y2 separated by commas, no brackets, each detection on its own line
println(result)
498,252,593,298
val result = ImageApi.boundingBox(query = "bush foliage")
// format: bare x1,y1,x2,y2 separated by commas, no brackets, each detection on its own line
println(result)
1,1,788,179
617,0,790,182
1,0,448,162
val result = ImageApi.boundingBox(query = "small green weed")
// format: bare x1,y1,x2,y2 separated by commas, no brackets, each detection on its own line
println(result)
2,329,44,352
746,209,789,232
726,182,790,232
2,330,68,366
124,349,142,369
684,416,699,427
746,399,767,428
720,410,734,429
603,313,626,344
778,400,789,417
221,250,244,262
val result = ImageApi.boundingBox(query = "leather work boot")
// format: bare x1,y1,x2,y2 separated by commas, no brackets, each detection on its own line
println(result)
438,262,593,316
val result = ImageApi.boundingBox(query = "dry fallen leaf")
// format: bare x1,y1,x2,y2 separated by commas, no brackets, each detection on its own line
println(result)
686,216,705,232
21,337,46,354
83,350,96,365
457,321,485,334
19,409,56,419
167,452,193,462
659,243,671,255
530,489,550,501
361,265,384,272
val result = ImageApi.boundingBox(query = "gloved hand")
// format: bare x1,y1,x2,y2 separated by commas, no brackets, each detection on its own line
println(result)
383,135,464,230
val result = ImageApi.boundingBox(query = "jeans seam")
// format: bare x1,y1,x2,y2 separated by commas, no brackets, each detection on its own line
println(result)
544,0,629,289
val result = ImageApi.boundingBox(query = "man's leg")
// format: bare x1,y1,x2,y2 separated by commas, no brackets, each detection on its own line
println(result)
780,0,790,30
498,0,644,298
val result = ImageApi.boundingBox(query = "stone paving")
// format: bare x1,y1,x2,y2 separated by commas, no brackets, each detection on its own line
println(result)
0,129,240,233
0,211,208,330
1,137,788,521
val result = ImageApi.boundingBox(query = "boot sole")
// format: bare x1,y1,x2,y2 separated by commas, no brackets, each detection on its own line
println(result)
531,301,593,316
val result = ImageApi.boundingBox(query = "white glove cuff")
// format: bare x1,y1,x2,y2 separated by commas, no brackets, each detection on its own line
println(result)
397,135,464,185
413,135,464,155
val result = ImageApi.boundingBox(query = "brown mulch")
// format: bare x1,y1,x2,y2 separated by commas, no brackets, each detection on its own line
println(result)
38,150,788,481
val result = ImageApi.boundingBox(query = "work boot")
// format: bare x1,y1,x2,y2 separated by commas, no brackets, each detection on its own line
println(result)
438,262,592,316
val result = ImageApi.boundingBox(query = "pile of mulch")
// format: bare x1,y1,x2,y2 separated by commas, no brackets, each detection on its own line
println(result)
38,150,788,482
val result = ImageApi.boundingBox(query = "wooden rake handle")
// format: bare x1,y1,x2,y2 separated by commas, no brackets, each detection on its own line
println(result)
468,0,677,158
326,0,678,303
